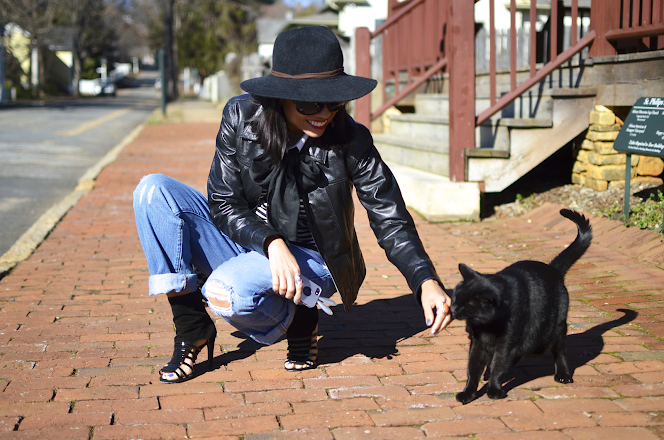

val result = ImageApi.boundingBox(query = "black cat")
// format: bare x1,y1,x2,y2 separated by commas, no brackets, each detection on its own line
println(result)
451,209,592,404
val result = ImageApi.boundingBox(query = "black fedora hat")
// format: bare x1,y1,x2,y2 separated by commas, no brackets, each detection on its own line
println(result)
240,26,377,103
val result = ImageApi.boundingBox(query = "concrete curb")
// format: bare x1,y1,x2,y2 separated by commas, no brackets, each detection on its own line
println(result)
0,123,145,278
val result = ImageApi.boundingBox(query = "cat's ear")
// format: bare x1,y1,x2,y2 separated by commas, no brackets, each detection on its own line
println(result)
459,263,479,280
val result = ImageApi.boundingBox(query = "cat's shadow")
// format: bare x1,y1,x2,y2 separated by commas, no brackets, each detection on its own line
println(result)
477,308,638,398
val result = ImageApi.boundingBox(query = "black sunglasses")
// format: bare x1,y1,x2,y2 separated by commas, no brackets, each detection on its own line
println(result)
293,101,346,115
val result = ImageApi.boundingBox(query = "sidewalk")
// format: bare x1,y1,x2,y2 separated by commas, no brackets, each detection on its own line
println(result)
1,100,664,439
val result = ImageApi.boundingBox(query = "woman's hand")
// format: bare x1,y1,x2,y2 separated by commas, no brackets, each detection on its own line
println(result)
267,238,303,304
420,279,453,335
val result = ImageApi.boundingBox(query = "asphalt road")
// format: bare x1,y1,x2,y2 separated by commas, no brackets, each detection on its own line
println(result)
0,71,160,258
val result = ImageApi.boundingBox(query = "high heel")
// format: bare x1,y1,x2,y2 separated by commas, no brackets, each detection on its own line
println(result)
161,291,217,383
159,337,216,383
284,305,319,371
284,324,318,371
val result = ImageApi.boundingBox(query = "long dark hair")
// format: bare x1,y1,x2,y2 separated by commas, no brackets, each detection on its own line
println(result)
248,95,353,165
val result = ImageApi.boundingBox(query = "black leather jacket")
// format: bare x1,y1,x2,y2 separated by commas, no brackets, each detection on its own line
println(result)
207,94,441,312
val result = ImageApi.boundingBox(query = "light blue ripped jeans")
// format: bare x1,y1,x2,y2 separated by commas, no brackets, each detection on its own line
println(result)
133,174,336,345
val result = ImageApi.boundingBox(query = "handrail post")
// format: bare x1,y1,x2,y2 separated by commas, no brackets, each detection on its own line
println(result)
355,27,372,128
448,0,475,182
589,0,618,57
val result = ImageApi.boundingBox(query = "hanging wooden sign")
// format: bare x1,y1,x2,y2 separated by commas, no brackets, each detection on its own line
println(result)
613,97,664,231
614,97,664,158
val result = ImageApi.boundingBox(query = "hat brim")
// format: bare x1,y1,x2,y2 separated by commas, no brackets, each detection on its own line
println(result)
240,73,377,102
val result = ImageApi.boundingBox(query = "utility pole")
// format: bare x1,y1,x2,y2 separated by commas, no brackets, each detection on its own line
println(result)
159,49,166,116
163,0,177,102
31,46,39,98
0,26,5,106
96,57,107,82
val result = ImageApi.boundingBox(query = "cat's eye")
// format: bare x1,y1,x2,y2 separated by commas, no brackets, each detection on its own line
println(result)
481,297,496,307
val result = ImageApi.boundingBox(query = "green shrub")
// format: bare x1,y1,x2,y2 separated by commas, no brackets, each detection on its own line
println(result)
604,189,664,233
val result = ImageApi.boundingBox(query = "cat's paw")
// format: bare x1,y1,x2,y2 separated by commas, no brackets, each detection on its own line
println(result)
487,387,507,400
554,373,574,384
455,391,476,404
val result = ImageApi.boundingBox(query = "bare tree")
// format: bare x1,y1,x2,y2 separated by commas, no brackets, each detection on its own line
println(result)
60,1,125,95
175,0,271,88
132,0,177,100
1,0,57,97
1,0,125,97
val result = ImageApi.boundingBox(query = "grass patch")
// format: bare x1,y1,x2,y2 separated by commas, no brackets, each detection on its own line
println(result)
604,189,664,233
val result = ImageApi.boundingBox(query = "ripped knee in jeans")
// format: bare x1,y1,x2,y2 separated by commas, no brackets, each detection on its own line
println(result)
205,281,233,316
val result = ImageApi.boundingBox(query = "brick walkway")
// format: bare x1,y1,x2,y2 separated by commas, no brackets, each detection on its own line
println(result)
1,112,664,439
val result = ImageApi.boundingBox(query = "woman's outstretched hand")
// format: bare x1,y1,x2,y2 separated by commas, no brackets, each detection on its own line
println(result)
420,279,453,335
267,238,303,304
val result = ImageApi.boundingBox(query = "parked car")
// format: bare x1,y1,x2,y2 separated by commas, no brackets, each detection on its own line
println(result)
94,80,116,96
79,79,116,97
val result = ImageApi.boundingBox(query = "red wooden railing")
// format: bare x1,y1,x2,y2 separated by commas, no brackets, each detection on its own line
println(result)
355,0,664,182
447,0,475,181
354,0,448,128
591,0,664,57
476,0,595,127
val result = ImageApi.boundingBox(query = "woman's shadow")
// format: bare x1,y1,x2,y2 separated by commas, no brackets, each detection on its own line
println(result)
484,308,639,398
194,302,638,389
198,293,432,373
317,294,432,363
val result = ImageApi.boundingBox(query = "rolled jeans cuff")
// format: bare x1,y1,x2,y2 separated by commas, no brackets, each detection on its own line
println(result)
148,273,199,296
246,302,296,345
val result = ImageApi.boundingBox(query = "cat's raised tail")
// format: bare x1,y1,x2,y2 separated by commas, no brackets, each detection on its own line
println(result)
549,209,593,276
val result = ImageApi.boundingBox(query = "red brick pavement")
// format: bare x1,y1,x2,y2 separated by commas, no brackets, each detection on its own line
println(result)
1,119,664,439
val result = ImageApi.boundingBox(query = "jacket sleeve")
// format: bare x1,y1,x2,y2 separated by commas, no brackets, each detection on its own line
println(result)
344,122,443,299
207,97,282,255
